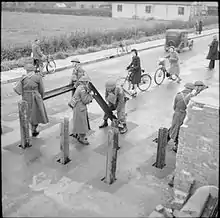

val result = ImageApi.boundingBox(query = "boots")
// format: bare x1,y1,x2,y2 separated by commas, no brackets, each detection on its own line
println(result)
32,124,39,137
119,123,128,134
99,120,108,128
78,134,89,145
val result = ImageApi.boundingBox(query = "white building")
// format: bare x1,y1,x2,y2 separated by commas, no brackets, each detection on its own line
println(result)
112,1,194,21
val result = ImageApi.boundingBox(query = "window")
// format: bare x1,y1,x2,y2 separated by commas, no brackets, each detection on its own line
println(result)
178,7,184,15
117,4,122,12
80,4,84,9
145,5,152,13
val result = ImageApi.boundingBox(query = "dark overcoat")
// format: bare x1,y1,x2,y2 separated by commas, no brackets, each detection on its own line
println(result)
71,84,93,134
22,73,49,125
206,39,219,60
127,55,142,84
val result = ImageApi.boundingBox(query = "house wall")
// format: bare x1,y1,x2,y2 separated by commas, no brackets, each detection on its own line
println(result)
112,3,191,21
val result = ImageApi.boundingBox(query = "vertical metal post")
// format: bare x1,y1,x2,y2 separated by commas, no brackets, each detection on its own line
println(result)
18,100,31,148
103,119,119,185
155,127,168,169
59,117,70,164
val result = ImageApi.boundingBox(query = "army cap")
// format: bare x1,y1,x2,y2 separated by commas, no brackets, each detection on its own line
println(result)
194,81,205,86
105,79,116,89
78,75,91,82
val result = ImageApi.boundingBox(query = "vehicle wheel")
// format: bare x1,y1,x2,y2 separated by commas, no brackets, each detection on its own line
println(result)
154,68,165,85
46,60,56,74
138,74,152,91
116,77,131,91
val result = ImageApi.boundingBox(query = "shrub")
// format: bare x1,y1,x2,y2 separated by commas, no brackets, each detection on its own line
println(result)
1,16,218,62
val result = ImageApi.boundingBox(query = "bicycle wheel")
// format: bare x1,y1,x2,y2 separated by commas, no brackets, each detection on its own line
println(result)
154,68,165,85
46,60,56,74
138,73,152,91
116,77,131,91
125,45,131,53
117,47,123,56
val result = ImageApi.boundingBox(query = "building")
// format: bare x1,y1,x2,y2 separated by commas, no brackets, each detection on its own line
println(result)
112,2,196,21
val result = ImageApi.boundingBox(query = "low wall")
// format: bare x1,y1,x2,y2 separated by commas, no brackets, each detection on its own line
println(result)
174,85,219,193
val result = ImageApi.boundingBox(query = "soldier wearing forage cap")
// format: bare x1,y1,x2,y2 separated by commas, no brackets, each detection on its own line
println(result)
19,64,49,137
69,58,86,96
70,75,93,145
99,79,128,134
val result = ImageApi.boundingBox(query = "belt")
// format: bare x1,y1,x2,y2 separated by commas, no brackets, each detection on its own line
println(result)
23,90,38,93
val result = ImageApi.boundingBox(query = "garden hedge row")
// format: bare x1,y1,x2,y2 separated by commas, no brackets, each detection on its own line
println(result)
1,16,218,61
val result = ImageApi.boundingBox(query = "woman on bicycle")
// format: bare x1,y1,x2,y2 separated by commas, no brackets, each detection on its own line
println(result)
126,49,141,96
165,46,181,83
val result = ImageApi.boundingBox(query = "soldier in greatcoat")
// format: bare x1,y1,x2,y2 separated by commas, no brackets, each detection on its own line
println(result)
20,64,49,136
70,75,93,145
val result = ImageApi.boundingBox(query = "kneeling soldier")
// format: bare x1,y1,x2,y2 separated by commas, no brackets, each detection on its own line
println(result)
99,79,128,134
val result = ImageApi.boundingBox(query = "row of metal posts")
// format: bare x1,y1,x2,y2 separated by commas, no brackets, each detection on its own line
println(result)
18,100,168,185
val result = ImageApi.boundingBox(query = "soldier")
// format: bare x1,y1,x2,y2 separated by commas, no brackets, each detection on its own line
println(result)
69,58,85,96
15,64,49,137
70,75,93,145
99,79,128,134
153,83,196,152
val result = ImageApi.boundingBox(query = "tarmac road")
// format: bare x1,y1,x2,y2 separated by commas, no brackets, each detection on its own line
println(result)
1,33,219,217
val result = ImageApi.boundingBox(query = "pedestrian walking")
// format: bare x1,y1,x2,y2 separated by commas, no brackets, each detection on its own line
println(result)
165,46,181,83
126,49,142,97
99,79,128,134
14,64,49,137
195,21,199,34
69,58,85,96
31,38,46,76
199,20,203,34
206,35,219,70
69,75,93,145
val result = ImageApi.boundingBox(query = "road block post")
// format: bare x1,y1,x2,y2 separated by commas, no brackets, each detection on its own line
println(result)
155,127,168,169
18,100,31,148
103,119,119,185
59,117,70,164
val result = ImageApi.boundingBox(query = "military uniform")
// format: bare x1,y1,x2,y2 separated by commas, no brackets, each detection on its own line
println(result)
99,79,127,134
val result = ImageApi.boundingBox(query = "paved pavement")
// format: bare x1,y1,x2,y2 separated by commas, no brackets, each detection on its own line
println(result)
1,28,218,84
1,34,219,217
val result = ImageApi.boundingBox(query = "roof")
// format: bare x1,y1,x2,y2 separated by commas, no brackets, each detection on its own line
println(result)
112,2,193,6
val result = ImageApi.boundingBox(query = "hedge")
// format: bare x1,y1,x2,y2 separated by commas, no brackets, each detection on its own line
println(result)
1,16,218,62
2,7,112,17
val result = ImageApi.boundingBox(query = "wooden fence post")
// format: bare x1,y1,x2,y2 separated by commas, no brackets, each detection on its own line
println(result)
58,117,70,165
154,127,168,169
103,119,119,185
18,100,31,148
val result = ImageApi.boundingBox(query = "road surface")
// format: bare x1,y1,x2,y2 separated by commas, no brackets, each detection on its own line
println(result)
1,34,219,217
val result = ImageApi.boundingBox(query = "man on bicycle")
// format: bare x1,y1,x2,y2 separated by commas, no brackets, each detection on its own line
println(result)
69,58,85,96
32,39,46,76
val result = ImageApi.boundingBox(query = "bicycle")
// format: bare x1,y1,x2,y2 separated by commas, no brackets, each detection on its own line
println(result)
33,55,56,75
116,68,152,94
154,57,178,85
116,42,131,56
